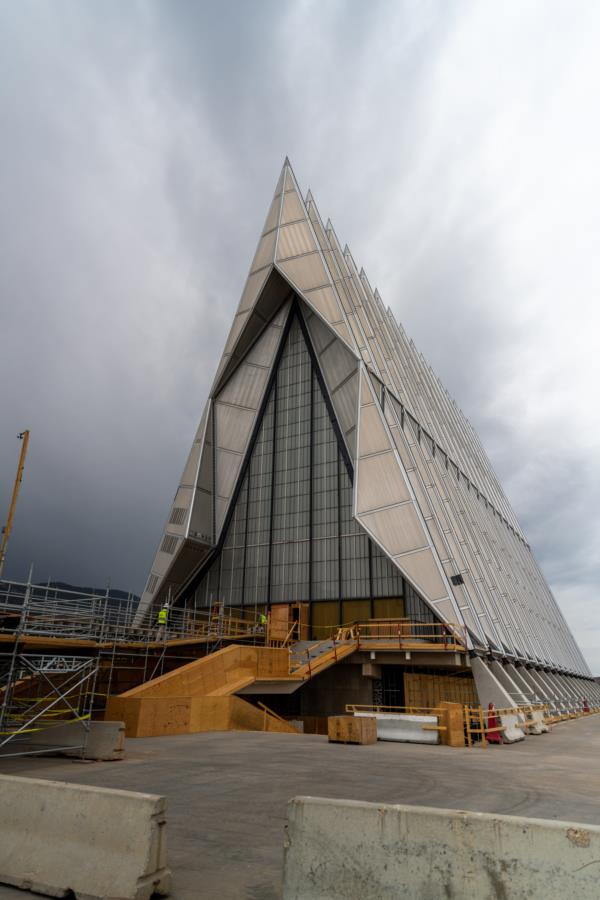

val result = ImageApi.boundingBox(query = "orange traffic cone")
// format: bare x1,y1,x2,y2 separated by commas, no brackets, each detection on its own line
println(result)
486,702,503,744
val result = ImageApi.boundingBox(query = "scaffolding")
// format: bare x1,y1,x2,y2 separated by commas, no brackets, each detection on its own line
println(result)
0,575,266,757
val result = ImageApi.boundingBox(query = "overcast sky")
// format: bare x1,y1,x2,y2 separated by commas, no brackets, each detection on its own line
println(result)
2,2,599,669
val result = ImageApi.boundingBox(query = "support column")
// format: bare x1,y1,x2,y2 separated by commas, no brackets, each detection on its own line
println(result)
471,658,525,743
536,670,567,715
524,669,560,716
506,664,548,734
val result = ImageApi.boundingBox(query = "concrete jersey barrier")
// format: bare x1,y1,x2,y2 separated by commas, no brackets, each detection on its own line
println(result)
0,774,171,900
354,711,439,744
283,796,600,900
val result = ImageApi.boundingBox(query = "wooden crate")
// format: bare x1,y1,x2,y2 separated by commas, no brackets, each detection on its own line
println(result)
327,715,377,745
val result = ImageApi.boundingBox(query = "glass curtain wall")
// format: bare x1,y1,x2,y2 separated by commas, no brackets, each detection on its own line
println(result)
188,313,434,624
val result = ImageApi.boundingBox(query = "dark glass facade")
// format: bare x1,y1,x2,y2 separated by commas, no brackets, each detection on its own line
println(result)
185,313,433,623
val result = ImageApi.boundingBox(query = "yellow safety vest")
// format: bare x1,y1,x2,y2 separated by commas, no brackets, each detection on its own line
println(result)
260,614,267,625
157,608,168,625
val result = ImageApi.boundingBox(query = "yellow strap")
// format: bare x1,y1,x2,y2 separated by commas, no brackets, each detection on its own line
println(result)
0,712,91,736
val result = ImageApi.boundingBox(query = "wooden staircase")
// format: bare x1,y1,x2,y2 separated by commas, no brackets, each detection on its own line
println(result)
105,645,304,738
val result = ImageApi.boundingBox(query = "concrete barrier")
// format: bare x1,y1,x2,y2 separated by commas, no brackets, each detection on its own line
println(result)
283,797,600,900
0,774,171,900
354,711,439,744
24,719,125,760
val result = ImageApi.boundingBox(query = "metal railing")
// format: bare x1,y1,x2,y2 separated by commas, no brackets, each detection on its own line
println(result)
334,618,467,649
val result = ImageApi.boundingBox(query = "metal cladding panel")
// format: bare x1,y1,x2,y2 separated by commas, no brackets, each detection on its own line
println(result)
215,448,243,506
319,336,358,387
360,504,428,558
250,230,277,273
357,403,391,456
283,167,296,191
280,189,306,225
394,548,448,602
211,308,289,537
333,321,354,346
238,267,271,314
331,372,359,436
277,253,330,293
276,220,317,259
433,597,460,624
244,325,284,367
304,286,346,325
214,403,256,454
262,194,281,234
356,451,412,513
304,309,336,353
180,409,208,486
224,311,250,356
217,364,270,408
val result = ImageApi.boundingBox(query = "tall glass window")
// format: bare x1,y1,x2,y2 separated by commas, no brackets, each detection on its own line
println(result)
187,311,431,622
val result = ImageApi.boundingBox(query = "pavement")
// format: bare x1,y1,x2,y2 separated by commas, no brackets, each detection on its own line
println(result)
1,715,600,899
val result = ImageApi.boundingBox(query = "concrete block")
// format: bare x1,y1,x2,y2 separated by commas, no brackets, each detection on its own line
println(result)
0,774,171,900
283,797,600,900
354,711,439,744
25,719,125,760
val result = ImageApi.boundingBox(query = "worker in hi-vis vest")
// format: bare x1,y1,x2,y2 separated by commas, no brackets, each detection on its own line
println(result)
155,603,169,641
259,612,267,633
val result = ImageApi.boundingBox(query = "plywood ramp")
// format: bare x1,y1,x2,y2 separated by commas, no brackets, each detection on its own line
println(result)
106,695,299,738
105,644,302,737
116,645,295,700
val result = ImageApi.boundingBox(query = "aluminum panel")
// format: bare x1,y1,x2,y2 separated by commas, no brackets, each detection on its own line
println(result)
180,437,202,487
432,597,458,624
280,190,306,225
283,167,295,191
215,403,256,454
223,311,249,355
238,267,270,314
304,286,344,324
276,220,316,260
215,497,229,535
361,503,427,557
356,452,411,513
250,229,277,273
262,194,281,234
358,402,391,456
217,364,270,408
394,548,448,602
244,324,285,367
333,321,354,347
320,337,357,387
331,372,359,435
215,448,243,502
305,309,336,354
277,253,329,292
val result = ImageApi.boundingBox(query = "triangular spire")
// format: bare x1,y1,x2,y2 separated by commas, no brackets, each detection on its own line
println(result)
135,160,592,678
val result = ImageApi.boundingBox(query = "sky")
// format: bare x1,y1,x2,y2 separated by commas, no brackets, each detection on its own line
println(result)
1,1,599,669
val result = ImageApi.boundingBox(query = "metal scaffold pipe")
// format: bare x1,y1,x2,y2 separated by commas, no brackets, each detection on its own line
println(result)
0,430,30,580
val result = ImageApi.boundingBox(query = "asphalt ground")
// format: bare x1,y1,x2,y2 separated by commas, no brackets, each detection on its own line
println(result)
1,715,599,899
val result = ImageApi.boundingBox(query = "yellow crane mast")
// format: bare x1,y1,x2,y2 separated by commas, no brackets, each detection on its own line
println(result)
0,430,30,580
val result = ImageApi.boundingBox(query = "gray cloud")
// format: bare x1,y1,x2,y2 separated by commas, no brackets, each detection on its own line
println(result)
1,1,599,668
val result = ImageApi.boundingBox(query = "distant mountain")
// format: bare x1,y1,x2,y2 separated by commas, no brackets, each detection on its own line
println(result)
44,582,139,605
1,580,139,607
